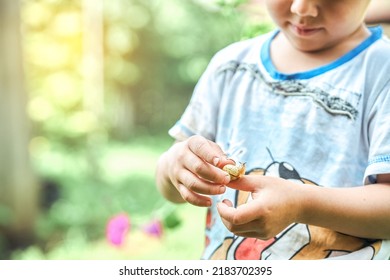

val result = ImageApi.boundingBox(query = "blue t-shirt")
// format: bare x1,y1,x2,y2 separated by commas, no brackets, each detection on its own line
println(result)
169,26,390,260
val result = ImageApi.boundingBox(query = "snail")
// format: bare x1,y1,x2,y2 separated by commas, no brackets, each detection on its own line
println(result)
222,161,246,181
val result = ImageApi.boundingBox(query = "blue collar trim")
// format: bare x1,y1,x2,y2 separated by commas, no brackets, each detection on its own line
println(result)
261,26,383,80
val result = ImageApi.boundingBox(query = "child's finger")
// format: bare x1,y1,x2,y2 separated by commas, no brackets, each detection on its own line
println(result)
177,184,212,207
216,200,236,224
178,169,226,196
187,135,232,168
217,199,260,225
183,153,230,184
221,198,234,207
226,176,258,192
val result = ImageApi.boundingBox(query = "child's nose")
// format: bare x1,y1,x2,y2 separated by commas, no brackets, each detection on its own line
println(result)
290,0,319,17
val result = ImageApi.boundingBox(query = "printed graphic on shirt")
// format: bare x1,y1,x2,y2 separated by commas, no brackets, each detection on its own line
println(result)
205,150,381,260
218,61,360,120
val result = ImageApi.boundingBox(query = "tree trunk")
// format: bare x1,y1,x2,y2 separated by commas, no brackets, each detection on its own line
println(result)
82,0,104,117
0,0,39,245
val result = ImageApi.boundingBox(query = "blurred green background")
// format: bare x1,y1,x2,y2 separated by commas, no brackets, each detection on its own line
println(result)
0,0,272,259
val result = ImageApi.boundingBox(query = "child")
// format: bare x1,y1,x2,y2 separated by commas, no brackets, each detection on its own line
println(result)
155,0,390,259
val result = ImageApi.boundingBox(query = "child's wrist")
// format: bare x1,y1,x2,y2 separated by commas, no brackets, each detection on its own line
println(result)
292,184,316,224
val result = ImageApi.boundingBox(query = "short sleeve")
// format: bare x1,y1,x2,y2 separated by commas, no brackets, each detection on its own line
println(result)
364,79,390,183
168,54,225,142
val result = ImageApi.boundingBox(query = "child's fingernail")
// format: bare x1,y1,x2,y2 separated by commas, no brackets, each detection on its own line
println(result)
222,199,231,205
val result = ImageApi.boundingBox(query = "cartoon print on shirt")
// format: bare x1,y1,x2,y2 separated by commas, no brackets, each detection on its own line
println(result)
207,149,382,260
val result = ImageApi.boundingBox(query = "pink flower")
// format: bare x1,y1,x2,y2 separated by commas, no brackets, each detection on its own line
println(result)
142,219,163,238
106,213,130,246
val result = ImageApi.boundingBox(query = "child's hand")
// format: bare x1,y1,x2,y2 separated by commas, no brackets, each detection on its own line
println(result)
217,175,305,239
164,135,234,207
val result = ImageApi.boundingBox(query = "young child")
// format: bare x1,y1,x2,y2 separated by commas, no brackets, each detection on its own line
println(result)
155,0,390,259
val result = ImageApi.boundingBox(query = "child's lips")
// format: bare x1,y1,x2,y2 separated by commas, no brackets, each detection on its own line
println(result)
290,24,321,36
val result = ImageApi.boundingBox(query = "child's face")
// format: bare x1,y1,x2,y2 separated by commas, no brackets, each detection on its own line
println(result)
265,0,371,52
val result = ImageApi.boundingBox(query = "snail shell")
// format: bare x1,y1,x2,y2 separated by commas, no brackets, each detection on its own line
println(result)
222,162,246,180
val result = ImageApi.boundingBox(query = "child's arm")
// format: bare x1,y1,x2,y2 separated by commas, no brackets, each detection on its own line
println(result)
155,135,233,207
217,174,390,240
365,0,390,23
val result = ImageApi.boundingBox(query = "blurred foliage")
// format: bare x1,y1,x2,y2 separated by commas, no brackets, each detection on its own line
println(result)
23,0,273,142
7,0,273,259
